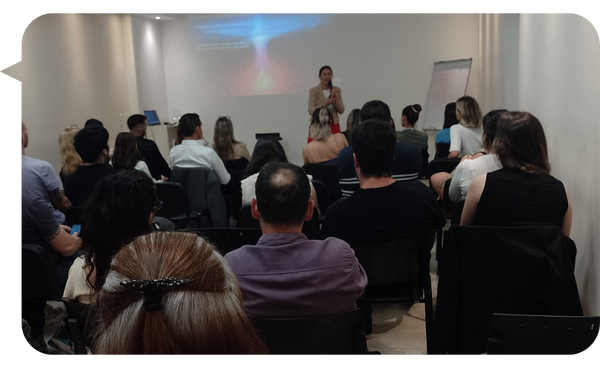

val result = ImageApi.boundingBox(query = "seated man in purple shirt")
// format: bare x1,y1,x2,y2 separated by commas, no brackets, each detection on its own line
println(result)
225,161,367,318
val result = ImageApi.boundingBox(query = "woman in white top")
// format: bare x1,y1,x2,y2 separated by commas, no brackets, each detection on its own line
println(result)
448,109,507,202
112,132,167,182
448,95,484,158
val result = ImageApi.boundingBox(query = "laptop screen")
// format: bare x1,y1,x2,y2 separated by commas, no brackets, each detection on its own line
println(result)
144,110,161,126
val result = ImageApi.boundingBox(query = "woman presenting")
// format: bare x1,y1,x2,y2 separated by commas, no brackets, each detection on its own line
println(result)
308,65,345,142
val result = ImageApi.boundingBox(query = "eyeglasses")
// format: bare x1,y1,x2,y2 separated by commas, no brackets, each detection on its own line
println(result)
153,200,163,213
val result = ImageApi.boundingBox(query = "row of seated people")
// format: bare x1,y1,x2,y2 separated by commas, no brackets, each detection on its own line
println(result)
23,104,578,353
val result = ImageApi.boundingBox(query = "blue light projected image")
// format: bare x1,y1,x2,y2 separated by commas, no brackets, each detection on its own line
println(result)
187,14,332,95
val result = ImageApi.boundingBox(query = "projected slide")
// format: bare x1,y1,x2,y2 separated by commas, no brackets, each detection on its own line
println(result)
186,14,332,96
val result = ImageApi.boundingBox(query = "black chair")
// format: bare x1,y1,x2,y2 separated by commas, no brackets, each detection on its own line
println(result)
154,182,192,229
19,244,62,304
435,143,450,159
450,198,465,225
352,239,434,353
419,147,430,178
433,225,583,354
303,163,342,204
223,158,249,222
62,299,95,355
426,157,460,179
255,132,282,141
487,313,600,354
193,228,263,255
253,308,369,354
238,204,321,239
171,167,228,228
311,179,330,218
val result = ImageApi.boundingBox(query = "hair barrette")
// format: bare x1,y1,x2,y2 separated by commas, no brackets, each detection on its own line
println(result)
120,277,191,312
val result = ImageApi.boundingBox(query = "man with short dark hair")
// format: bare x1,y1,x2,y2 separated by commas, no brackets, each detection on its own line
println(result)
62,125,114,206
225,162,367,317
321,119,445,333
128,114,171,181
84,118,103,127
337,100,423,198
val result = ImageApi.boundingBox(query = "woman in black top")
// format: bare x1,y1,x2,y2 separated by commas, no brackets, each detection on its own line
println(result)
460,111,572,236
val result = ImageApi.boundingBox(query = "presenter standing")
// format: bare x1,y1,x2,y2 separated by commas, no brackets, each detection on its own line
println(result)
308,65,345,142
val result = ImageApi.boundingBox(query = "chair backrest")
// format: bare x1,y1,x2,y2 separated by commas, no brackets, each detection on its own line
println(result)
311,179,330,216
420,147,429,178
238,203,320,239
426,157,460,179
352,239,420,302
303,163,342,203
22,244,60,302
487,313,600,354
253,308,368,354
171,167,228,227
450,198,465,225
154,182,191,220
194,228,263,255
435,143,451,159
442,225,583,354
62,298,96,354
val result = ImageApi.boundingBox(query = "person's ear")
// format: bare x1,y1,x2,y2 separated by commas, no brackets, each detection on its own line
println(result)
353,153,360,174
250,198,260,220
148,212,154,225
305,200,315,222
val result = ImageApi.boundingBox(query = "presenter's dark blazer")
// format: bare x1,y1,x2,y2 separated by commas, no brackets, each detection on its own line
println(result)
308,85,345,126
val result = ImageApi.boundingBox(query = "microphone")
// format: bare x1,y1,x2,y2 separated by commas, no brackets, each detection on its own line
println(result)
328,81,333,91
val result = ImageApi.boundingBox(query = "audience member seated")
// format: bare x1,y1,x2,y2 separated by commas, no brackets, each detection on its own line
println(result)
435,102,459,158
58,125,82,180
447,109,507,202
461,111,573,236
22,123,71,224
396,103,428,150
225,162,367,318
63,125,114,206
337,100,422,198
169,113,231,185
320,119,445,333
212,116,251,215
447,95,483,158
241,138,319,213
429,96,485,199
92,232,268,354
111,132,165,182
302,107,349,164
342,108,361,145
53,171,172,353
127,114,171,181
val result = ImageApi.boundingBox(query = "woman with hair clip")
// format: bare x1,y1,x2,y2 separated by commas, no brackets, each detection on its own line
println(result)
58,125,83,180
396,103,428,149
92,231,269,354
111,132,167,182
461,111,573,237
302,107,348,164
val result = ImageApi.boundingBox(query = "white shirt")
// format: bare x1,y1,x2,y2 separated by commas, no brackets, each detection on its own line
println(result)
449,124,484,157
134,160,155,181
169,140,231,184
448,154,502,202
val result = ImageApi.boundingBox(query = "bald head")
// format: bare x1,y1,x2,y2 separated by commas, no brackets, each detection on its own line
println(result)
255,162,311,227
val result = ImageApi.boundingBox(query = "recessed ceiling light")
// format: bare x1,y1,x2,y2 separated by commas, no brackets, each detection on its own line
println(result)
155,16,161,20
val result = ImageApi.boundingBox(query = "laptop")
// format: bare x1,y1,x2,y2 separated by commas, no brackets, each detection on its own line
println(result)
144,110,161,126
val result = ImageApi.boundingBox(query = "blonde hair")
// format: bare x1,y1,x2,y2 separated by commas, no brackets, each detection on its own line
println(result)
212,116,239,161
58,125,82,176
92,232,268,354
456,96,483,128
309,108,332,141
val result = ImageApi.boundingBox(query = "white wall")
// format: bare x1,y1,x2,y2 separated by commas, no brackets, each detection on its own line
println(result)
149,14,480,165
519,14,600,315
9,14,133,172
